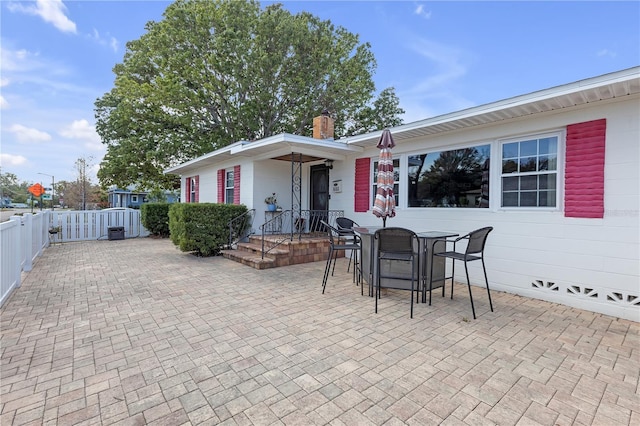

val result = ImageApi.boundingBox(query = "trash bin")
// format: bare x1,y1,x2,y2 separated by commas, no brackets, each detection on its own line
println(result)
108,226,125,240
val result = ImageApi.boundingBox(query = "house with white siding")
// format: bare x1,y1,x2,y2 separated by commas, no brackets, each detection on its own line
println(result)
165,67,640,321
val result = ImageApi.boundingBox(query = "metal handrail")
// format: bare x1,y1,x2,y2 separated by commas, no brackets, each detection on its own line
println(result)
227,209,255,248
259,209,344,259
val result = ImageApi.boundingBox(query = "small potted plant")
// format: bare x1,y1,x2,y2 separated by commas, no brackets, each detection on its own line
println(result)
264,193,277,211
49,225,62,243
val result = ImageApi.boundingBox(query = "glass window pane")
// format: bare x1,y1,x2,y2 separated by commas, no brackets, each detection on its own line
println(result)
538,190,556,207
539,137,557,155
547,154,557,171
538,155,550,171
521,175,538,190
408,145,489,208
502,142,518,158
538,173,556,189
502,159,518,174
520,140,537,156
520,157,537,172
503,176,519,191
520,192,537,206
502,192,518,207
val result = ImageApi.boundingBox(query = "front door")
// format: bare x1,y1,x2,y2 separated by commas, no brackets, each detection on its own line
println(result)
310,165,330,231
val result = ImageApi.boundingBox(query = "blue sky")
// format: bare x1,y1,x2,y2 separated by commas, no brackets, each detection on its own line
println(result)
1,0,638,186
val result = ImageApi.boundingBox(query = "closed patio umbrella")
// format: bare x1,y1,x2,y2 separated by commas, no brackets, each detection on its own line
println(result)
372,129,396,227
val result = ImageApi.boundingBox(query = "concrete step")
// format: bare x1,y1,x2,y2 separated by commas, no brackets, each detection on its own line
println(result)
223,235,336,270
220,249,276,270
236,242,290,258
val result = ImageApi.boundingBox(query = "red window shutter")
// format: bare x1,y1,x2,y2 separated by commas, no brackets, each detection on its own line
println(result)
217,169,225,203
565,119,606,218
194,176,200,203
354,158,371,212
233,165,241,205
185,177,191,203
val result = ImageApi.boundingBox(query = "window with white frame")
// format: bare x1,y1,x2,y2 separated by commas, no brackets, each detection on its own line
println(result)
225,170,234,204
132,195,138,203
501,134,558,207
189,178,196,202
372,158,400,206
407,145,490,208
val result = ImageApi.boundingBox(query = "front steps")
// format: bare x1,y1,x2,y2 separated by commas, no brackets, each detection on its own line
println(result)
221,234,342,270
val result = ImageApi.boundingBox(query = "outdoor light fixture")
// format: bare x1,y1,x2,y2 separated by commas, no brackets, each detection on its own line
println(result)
324,159,334,169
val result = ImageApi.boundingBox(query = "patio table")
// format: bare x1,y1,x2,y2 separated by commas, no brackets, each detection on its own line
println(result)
353,226,458,299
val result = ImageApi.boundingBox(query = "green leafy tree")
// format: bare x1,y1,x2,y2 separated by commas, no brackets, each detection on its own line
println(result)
343,87,405,136
0,168,32,203
95,0,403,189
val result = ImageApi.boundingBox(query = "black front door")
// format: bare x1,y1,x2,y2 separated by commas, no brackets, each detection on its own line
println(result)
310,165,330,231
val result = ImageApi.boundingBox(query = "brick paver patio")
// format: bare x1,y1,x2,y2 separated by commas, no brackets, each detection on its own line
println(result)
1,238,638,425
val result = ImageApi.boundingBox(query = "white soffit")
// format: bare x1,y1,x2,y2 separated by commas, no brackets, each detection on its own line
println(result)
344,66,640,148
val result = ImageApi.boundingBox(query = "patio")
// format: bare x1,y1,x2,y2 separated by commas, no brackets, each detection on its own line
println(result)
1,238,638,425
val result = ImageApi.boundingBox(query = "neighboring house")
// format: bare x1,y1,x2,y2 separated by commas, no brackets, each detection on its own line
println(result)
165,67,640,321
108,187,179,208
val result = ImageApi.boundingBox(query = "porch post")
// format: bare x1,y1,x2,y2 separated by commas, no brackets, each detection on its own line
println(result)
291,153,302,241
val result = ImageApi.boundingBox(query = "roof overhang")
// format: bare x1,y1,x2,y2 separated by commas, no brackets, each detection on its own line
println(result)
165,133,362,175
166,67,639,176
343,66,640,148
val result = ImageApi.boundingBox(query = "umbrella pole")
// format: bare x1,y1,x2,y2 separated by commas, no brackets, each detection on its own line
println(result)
383,217,386,228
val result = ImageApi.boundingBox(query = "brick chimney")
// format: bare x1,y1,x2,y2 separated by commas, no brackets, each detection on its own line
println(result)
313,109,334,140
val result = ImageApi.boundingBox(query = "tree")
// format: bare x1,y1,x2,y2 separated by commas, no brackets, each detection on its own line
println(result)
95,0,403,189
343,87,405,137
0,169,19,200
0,168,31,203
56,156,99,209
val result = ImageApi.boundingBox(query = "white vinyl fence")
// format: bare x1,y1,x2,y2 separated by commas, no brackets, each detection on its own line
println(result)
1,209,149,306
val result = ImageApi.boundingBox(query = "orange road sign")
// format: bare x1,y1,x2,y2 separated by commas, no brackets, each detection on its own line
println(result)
28,183,45,197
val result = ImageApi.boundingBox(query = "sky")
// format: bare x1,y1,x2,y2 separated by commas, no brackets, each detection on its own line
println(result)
1,0,639,187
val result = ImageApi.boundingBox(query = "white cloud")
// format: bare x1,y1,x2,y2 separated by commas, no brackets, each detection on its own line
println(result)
1,77,9,109
414,4,432,19
8,124,52,143
1,46,40,73
87,28,120,53
393,37,475,119
7,0,77,34
110,37,119,53
59,119,103,151
597,49,617,58
0,153,28,167
408,38,468,93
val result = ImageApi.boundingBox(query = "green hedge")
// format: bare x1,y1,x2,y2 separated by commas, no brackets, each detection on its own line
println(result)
140,203,171,237
169,203,249,256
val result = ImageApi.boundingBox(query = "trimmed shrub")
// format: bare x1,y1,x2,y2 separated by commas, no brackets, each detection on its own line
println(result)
140,203,171,237
169,203,249,256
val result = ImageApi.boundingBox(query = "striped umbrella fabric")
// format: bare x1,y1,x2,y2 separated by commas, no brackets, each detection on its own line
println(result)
372,129,396,227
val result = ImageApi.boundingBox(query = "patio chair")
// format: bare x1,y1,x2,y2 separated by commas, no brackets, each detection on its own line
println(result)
374,227,420,318
335,217,360,274
320,220,362,295
428,226,494,319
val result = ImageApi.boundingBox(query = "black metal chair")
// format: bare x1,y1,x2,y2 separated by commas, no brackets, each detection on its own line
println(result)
320,220,362,295
335,217,360,274
374,227,420,318
428,226,494,319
